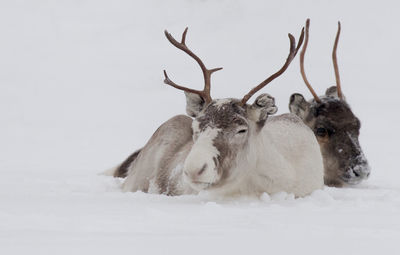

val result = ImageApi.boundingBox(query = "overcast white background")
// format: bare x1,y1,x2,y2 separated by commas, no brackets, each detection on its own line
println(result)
1,1,399,254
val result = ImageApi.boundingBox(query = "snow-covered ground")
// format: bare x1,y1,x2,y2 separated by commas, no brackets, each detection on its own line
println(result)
1,1,399,254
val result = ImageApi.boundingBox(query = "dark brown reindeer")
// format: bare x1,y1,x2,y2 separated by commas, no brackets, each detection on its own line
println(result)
289,19,370,187
110,26,324,197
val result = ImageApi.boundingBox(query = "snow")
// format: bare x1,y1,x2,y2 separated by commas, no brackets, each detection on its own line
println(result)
2,170,399,254
1,0,400,254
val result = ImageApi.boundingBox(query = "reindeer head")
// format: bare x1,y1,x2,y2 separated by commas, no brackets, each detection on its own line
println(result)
289,19,370,187
164,27,303,191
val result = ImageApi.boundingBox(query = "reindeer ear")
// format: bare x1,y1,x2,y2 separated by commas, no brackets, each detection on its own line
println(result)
325,86,346,101
289,93,311,120
185,92,205,117
325,86,339,98
248,93,278,127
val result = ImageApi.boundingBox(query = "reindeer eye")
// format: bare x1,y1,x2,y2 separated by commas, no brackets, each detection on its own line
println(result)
316,127,327,137
237,129,247,134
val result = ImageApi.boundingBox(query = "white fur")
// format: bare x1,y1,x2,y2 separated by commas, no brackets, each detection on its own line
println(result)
213,99,231,108
183,127,220,189
170,163,184,182
255,117,324,196
208,116,324,197
192,120,200,135
120,112,324,197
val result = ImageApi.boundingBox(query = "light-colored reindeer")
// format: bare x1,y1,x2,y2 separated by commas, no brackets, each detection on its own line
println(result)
113,27,324,197
289,19,370,187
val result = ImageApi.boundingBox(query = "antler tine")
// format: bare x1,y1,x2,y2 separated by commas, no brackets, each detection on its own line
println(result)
300,19,321,103
332,21,343,99
240,27,305,106
163,70,205,95
163,27,223,103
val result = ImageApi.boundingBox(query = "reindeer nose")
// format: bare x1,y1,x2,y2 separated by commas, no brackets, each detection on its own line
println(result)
197,164,207,176
184,164,208,179
351,164,370,179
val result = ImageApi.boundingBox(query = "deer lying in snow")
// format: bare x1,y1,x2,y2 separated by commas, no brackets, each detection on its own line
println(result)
113,27,324,197
289,19,370,187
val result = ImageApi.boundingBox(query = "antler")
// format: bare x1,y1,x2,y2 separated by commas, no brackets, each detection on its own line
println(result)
332,21,343,99
163,27,223,104
300,19,321,103
240,26,305,106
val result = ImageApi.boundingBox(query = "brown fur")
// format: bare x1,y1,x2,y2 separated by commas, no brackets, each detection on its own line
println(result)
114,149,142,178
289,87,370,187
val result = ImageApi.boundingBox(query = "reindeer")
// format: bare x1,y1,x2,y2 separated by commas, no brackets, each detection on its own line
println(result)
113,26,324,197
289,19,370,187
